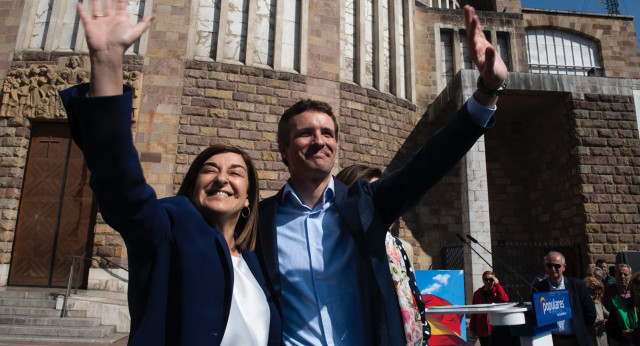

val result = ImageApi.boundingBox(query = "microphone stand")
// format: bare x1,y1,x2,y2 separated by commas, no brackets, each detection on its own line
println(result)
457,233,527,305
465,234,538,294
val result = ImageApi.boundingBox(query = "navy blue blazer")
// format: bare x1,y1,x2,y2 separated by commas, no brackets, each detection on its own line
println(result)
257,104,493,345
533,276,596,346
60,84,281,346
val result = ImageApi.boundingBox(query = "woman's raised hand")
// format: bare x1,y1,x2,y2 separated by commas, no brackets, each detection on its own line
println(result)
77,0,151,96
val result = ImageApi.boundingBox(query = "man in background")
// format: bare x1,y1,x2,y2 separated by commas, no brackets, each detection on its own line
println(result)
533,251,596,346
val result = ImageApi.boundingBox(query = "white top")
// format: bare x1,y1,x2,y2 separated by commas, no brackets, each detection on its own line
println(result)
220,255,270,346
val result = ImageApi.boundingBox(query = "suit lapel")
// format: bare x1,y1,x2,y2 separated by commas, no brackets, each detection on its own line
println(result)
257,189,283,294
333,181,363,238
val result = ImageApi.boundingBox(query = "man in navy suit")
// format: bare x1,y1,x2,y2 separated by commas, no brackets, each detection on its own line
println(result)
257,6,508,346
533,251,596,346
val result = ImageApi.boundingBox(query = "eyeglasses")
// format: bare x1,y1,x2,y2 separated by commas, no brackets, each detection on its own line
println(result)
483,278,494,282
545,263,563,270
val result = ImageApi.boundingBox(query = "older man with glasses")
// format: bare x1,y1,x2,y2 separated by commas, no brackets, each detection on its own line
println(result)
533,251,596,346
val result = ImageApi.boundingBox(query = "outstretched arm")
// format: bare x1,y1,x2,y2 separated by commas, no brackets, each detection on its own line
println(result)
77,0,151,96
464,5,508,108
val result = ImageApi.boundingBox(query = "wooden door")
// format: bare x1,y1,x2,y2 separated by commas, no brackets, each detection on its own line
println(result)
9,122,96,287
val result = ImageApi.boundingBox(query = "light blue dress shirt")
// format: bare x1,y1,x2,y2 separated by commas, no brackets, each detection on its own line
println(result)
276,178,365,346
549,278,575,335
274,95,495,345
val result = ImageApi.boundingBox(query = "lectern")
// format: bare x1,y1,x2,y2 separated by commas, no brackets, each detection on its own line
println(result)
425,290,571,346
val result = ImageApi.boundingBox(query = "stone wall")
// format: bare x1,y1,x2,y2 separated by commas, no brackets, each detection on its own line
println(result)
572,93,640,264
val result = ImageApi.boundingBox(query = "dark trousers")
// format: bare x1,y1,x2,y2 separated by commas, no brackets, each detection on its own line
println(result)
552,334,580,346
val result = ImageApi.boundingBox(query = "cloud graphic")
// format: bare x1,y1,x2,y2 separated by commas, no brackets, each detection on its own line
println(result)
421,283,442,295
432,274,451,285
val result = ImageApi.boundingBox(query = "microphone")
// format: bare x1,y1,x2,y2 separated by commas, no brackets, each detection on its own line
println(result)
465,234,538,293
456,234,493,269
457,233,526,305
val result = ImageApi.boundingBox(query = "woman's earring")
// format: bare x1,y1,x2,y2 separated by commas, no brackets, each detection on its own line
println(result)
241,206,251,218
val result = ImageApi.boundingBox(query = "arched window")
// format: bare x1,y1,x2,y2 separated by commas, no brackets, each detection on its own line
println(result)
526,29,602,76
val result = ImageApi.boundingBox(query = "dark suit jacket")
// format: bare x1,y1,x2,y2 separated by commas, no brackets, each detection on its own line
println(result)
60,84,281,345
533,277,596,346
258,103,493,345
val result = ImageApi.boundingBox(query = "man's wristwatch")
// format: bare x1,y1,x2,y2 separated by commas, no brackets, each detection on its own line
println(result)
476,75,507,97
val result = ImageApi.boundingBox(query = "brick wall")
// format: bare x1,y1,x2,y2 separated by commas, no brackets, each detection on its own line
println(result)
0,0,24,81
573,93,640,264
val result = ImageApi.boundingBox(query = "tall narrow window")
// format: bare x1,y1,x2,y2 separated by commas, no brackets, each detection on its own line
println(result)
281,0,300,71
458,30,473,70
343,0,357,82
496,32,510,71
440,29,454,84
225,0,249,61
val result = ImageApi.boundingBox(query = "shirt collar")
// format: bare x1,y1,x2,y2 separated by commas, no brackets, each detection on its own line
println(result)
282,176,336,210
549,277,565,289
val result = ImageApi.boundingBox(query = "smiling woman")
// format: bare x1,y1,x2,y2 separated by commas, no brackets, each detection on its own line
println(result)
177,146,258,253
57,0,281,344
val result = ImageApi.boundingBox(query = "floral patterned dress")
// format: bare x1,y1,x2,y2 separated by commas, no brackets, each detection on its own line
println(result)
385,232,431,346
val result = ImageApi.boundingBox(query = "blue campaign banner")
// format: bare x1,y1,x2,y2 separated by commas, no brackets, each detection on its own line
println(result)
532,290,572,327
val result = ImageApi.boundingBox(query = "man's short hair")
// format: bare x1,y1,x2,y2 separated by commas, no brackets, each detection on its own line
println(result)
615,263,632,272
543,251,566,264
277,99,339,147
595,259,606,266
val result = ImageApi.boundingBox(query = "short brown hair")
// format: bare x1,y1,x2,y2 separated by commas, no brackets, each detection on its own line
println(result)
482,271,495,278
177,144,259,251
277,99,338,166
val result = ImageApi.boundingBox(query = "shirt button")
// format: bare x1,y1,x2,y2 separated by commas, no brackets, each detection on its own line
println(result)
316,274,322,279
323,305,327,311
328,338,334,344
312,241,317,247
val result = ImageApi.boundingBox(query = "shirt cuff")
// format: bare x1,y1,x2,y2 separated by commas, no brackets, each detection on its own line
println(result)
466,94,496,128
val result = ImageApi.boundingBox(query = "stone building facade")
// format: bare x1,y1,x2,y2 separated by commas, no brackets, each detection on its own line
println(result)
0,0,638,301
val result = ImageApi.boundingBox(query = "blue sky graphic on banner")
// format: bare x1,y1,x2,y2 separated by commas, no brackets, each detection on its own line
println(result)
415,270,466,345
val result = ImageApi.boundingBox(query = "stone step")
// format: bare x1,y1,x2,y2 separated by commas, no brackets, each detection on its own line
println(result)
0,314,101,327
0,324,116,338
0,305,86,317
0,332,129,344
0,297,57,308
0,290,58,300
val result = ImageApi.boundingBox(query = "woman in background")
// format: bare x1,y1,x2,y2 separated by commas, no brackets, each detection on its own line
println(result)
584,276,609,346
469,271,509,346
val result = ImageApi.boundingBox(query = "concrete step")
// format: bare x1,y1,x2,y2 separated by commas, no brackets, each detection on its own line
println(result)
0,324,116,338
0,290,56,300
0,305,86,317
0,314,101,327
0,332,129,344
0,297,57,308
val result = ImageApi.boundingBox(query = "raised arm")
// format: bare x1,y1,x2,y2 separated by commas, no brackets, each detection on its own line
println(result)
77,0,151,96
464,5,508,108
